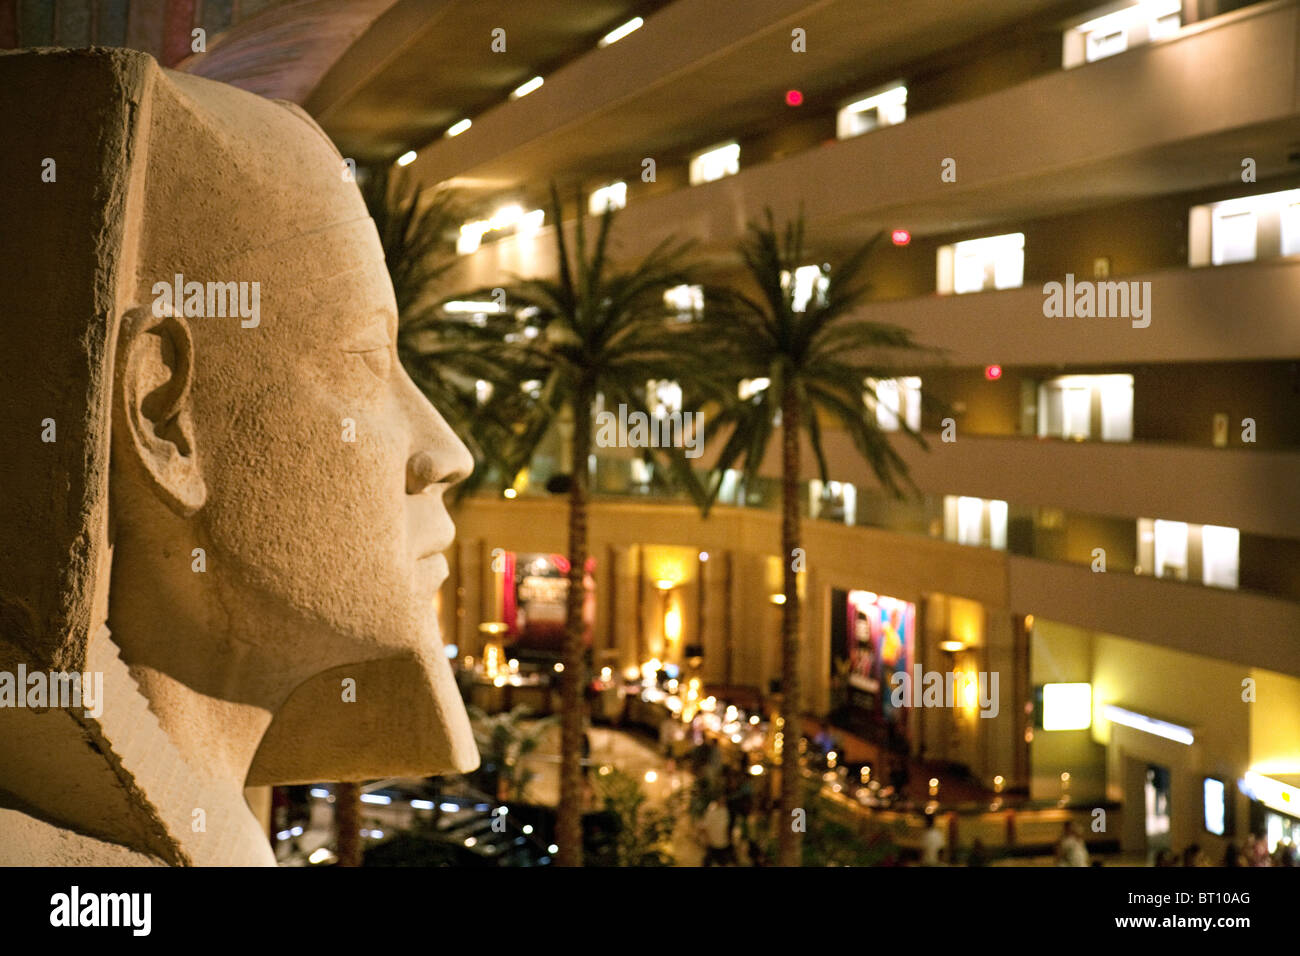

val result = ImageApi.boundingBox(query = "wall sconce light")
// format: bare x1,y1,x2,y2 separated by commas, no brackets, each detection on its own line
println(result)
664,602,682,643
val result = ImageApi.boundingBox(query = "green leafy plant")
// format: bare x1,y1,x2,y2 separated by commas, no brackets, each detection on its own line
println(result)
590,767,684,867
467,704,556,803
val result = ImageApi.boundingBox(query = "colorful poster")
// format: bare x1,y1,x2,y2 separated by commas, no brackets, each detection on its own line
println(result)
844,590,915,724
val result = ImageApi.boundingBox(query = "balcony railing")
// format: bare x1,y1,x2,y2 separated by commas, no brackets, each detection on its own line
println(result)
474,450,1300,605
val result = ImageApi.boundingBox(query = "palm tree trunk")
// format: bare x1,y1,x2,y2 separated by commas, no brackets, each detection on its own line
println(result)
335,782,362,867
557,388,593,866
778,384,803,867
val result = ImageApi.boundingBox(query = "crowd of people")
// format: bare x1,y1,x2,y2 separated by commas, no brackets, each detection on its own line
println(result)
689,739,769,866
1159,834,1297,867
656,718,1300,868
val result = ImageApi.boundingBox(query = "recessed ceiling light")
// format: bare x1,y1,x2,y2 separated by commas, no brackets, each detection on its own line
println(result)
511,76,544,99
395,150,416,167
446,118,472,137
598,17,643,47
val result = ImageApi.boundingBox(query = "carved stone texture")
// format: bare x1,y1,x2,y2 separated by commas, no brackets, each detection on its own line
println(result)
0,48,478,866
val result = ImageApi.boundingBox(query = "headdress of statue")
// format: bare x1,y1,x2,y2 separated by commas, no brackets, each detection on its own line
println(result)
0,49,477,865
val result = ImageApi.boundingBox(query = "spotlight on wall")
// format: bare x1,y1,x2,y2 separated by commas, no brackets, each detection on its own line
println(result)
663,604,682,642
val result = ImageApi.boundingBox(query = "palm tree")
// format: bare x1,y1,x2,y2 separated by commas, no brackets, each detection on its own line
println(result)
360,164,461,319
445,187,716,865
334,782,362,866
701,211,932,866
360,165,523,493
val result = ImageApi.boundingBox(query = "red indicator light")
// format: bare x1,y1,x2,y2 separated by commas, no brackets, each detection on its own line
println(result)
785,89,803,107
985,364,1003,381
891,229,911,246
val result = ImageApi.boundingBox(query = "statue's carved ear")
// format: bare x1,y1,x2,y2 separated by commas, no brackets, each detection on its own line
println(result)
116,306,207,516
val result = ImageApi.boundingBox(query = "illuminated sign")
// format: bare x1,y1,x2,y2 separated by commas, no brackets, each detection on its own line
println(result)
1042,683,1092,730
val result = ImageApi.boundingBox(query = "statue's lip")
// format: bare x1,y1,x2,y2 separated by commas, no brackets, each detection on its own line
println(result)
415,528,455,560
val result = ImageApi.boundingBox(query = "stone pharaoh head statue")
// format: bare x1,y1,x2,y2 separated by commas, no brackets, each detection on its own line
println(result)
0,49,478,865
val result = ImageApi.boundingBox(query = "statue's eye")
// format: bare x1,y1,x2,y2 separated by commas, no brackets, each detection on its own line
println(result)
352,346,391,379
344,324,393,379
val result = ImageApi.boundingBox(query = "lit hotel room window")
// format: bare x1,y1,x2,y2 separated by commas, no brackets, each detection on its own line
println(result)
944,496,1008,550
1188,188,1300,266
457,205,544,254
689,141,740,185
1062,0,1182,69
936,233,1024,294
782,264,827,312
645,379,682,417
1138,518,1239,589
1213,209,1256,265
836,82,907,139
663,283,703,322
588,180,627,215
1037,374,1133,442
810,479,857,525
865,377,922,432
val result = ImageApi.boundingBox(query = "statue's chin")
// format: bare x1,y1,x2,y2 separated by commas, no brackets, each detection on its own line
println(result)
247,647,478,786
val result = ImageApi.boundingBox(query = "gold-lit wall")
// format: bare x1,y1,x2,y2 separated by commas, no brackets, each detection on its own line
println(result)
443,495,1020,785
